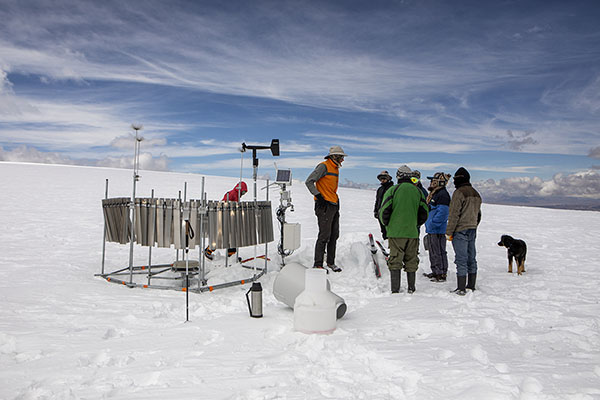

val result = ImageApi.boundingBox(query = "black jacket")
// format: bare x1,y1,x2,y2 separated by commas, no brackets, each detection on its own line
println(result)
374,180,394,217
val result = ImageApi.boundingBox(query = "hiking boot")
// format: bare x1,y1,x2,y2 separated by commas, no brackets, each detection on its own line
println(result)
203,246,214,261
430,274,447,282
327,264,342,273
423,272,436,279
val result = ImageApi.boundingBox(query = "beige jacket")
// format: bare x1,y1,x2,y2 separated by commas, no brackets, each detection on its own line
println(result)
446,184,482,235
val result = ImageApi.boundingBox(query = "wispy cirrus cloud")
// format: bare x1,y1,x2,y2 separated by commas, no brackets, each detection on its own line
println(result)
0,0,599,191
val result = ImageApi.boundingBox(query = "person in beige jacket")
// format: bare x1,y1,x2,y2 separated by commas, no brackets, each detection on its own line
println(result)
446,167,482,295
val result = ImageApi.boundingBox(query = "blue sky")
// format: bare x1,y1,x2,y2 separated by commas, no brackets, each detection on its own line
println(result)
1,0,599,203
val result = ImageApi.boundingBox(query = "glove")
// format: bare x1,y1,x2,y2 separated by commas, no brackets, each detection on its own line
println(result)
446,234,453,241
315,193,327,208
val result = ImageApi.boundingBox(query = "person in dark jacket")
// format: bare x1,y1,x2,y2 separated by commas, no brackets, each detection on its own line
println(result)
446,167,482,295
305,145,347,273
373,170,394,240
204,182,248,260
379,165,429,294
411,170,429,198
423,172,451,282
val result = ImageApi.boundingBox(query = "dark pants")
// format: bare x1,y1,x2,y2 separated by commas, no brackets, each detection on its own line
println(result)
452,229,478,276
313,202,340,267
388,237,419,272
426,233,448,275
378,220,388,240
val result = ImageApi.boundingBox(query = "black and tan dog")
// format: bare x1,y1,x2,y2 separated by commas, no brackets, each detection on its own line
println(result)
498,235,527,275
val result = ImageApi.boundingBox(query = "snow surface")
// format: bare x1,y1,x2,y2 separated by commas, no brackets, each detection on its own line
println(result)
1,162,599,400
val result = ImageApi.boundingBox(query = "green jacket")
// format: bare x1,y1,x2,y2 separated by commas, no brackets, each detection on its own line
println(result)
379,179,429,239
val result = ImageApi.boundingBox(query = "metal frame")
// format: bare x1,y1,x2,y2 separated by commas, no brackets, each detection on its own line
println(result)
98,133,278,301
97,177,270,294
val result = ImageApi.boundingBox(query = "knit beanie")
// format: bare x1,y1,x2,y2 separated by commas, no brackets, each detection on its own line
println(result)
396,165,412,180
453,167,470,186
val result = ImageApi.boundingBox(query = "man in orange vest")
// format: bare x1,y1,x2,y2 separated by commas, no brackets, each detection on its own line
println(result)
305,145,347,272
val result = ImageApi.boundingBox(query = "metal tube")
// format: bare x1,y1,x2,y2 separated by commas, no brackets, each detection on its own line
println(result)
200,177,206,286
101,179,109,275
148,189,154,286
176,190,181,260
264,180,269,273
253,164,258,275
129,137,141,284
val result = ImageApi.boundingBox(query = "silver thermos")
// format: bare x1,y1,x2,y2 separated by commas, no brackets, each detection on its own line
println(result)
246,282,263,318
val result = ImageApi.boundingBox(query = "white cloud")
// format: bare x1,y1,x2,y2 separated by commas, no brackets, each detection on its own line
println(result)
0,144,76,165
95,152,169,171
0,0,598,171
303,132,472,153
589,146,600,159
109,134,167,150
477,170,600,199
0,145,169,171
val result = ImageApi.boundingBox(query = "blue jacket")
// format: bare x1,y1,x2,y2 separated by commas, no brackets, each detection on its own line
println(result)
425,187,450,234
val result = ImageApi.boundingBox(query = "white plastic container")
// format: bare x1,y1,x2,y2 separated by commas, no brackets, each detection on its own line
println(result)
293,269,337,334
273,262,347,319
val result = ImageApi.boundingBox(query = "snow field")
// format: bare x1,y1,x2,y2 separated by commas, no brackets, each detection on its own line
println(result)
1,162,599,399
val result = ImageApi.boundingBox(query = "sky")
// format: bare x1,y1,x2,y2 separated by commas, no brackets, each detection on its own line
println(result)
1,0,600,205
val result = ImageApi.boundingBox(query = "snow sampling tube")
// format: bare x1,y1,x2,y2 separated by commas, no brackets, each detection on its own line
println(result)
273,262,346,319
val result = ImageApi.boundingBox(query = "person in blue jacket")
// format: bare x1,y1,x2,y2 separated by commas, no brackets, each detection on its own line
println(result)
423,172,451,282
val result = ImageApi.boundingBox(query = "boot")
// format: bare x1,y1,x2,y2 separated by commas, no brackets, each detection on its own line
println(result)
452,275,467,296
203,246,214,260
467,273,477,291
407,271,416,294
390,269,401,293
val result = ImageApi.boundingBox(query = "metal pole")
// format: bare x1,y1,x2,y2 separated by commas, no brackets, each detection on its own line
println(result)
264,179,269,273
200,177,206,286
253,151,258,275
225,191,229,269
101,179,109,275
176,190,181,262
238,149,244,263
148,189,154,286
185,218,190,323
240,148,244,190
129,128,142,284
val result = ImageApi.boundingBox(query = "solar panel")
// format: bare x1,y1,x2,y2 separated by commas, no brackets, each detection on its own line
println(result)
276,169,292,184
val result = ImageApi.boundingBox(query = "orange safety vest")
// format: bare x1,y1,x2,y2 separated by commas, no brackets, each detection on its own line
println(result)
315,158,339,204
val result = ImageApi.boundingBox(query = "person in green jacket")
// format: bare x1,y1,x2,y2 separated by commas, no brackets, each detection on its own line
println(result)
379,165,429,293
